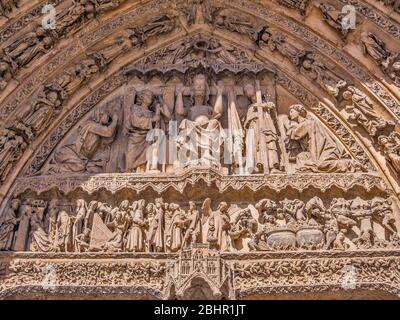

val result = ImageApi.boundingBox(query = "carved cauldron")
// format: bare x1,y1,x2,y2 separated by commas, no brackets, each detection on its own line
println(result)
296,226,325,250
266,228,297,251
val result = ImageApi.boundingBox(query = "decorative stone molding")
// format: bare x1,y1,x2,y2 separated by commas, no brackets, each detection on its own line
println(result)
12,170,387,196
1,250,400,299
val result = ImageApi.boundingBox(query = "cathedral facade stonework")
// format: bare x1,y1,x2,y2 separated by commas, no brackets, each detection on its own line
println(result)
0,0,400,300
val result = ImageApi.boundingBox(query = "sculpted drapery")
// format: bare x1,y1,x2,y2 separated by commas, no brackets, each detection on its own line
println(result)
284,105,365,173
47,110,119,174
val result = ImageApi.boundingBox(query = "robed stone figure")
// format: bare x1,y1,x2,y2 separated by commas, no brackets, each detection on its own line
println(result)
124,89,171,173
175,73,224,168
243,84,281,174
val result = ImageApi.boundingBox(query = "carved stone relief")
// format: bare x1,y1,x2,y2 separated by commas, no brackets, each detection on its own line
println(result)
375,0,400,13
361,32,400,87
0,0,399,301
0,0,19,17
2,195,397,254
276,0,310,15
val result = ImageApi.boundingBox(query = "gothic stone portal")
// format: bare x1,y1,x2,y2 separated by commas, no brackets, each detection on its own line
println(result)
0,0,400,300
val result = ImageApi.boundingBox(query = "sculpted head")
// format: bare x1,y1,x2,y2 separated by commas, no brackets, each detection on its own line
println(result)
243,84,256,103
35,26,46,37
99,111,111,125
155,198,164,209
169,203,180,212
138,90,154,109
288,104,307,122
342,90,353,101
189,201,196,210
0,61,9,73
146,203,156,215
10,199,20,211
43,37,53,49
378,135,389,147
120,200,130,210
218,202,228,212
47,91,59,104
192,74,210,105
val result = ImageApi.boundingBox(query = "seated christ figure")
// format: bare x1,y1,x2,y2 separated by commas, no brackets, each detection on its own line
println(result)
175,74,224,168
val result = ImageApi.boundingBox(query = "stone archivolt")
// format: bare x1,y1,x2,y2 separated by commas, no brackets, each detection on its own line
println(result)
0,0,400,300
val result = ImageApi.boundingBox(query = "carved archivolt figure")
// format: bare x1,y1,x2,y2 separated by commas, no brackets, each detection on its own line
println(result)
4,26,54,69
318,3,351,38
16,89,63,139
128,15,176,48
300,52,344,97
386,57,400,87
56,0,95,35
277,0,309,15
47,110,118,174
0,0,19,16
284,104,365,173
360,32,390,67
0,129,27,182
259,29,306,67
377,0,400,13
378,132,400,174
89,37,132,69
360,32,400,86
95,0,125,13
215,13,258,39
55,58,100,96
0,199,20,251
341,86,394,137
184,0,213,25
0,54,13,90
243,84,282,174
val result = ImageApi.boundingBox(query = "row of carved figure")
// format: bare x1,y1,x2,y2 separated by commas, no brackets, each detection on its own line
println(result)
0,5,396,178
35,74,366,176
0,0,126,90
1,73,395,181
0,196,398,253
1,1,398,93
319,3,400,85
0,0,398,95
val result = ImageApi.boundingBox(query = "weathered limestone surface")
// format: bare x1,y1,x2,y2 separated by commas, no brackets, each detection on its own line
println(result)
0,0,400,300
